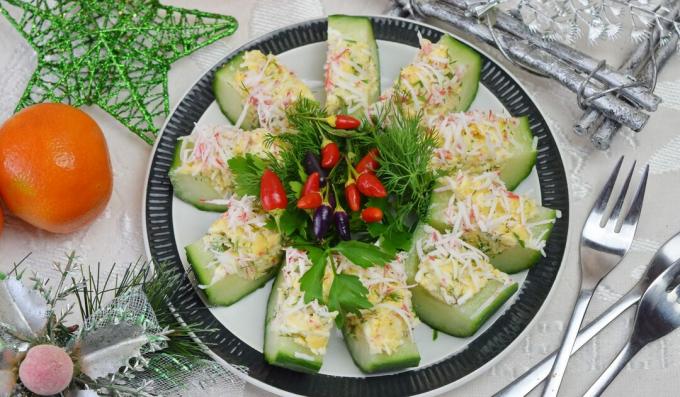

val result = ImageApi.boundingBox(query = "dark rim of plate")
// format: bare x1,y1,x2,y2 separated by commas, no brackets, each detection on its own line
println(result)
145,16,569,397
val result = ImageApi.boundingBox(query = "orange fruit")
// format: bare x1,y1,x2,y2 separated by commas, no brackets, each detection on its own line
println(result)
0,103,113,234
0,205,3,237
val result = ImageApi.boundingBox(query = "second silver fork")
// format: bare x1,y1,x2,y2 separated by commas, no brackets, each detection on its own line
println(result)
542,156,649,397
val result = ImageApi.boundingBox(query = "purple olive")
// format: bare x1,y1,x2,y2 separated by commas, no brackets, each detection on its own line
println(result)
334,211,351,240
313,205,333,240
304,151,327,186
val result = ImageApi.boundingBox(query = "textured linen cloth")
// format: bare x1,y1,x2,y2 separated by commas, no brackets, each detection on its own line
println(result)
1,1,680,396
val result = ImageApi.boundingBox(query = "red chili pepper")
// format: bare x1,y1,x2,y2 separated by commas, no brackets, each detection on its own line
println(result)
297,192,322,209
260,169,288,211
302,172,320,197
361,207,383,223
355,148,380,174
344,182,361,212
356,172,387,198
326,114,361,130
320,141,340,169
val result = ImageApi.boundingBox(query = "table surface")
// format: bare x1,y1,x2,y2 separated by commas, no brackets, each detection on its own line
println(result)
2,1,680,396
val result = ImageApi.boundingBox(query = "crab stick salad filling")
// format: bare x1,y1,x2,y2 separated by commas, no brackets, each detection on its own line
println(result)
200,196,282,286
429,111,536,174
435,172,558,255
174,125,277,197
379,35,466,119
234,50,313,133
324,27,380,117
336,253,418,356
270,248,338,355
415,225,511,305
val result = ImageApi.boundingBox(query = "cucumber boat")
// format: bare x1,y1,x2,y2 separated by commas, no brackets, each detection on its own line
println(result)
428,172,558,273
406,225,518,337
430,112,537,190
264,248,338,373
169,126,275,212
378,33,482,119
336,253,420,373
213,50,314,133
325,15,381,118
186,196,283,306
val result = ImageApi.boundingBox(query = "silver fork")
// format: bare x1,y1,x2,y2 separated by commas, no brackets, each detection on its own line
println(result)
543,156,648,397
584,255,680,396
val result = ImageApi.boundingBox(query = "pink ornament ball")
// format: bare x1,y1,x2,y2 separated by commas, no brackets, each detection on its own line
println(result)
18,344,74,396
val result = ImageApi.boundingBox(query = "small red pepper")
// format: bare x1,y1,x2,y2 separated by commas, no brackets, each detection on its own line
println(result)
320,141,340,169
344,182,361,212
326,114,361,130
355,148,380,174
302,172,320,197
297,192,322,209
260,169,288,211
361,207,383,223
356,172,387,198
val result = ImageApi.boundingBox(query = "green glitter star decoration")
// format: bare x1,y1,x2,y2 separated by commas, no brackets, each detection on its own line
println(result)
0,0,238,144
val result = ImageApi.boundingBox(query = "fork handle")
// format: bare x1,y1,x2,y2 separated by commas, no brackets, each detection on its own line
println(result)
584,341,642,397
542,289,594,397
494,288,642,396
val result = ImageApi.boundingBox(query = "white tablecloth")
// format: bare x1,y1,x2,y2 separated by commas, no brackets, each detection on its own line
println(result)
2,1,680,396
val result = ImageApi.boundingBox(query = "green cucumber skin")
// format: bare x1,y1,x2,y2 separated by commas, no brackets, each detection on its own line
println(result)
263,269,324,373
327,15,381,114
169,139,228,212
412,280,518,337
437,34,482,112
498,116,537,191
186,240,277,307
490,207,557,273
342,326,420,373
427,189,556,273
213,52,257,129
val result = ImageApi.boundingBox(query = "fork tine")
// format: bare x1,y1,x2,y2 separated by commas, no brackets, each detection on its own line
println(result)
606,160,636,228
622,164,649,228
589,156,624,221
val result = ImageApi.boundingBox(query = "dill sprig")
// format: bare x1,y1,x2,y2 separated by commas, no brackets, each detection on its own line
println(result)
371,106,438,226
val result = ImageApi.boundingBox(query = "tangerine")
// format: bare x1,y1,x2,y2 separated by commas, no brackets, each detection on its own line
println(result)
0,103,113,234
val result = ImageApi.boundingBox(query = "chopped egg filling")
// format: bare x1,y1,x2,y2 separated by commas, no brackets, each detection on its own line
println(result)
174,125,277,197
270,248,338,355
377,34,466,119
429,111,532,174
336,253,418,356
324,27,379,117
201,196,282,285
234,50,313,133
415,225,511,305
435,172,555,255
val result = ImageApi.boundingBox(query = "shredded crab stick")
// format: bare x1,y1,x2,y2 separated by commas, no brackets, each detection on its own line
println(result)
428,171,560,273
375,33,482,118
405,224,518,337
336,253,421,373
324,15,380,118
265,248,338,372
429,111,538,190
185,195,283,306
414,225,511,306
169,125,277,211
214,50,314,133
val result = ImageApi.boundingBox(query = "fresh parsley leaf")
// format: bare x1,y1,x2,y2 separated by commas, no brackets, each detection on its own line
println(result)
331,240,395,268
299,247,328,304
228,154,266,197
327,273,372,327
289,181,302,197
432,329,439,341
279,209,307,237
380,228,413,254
